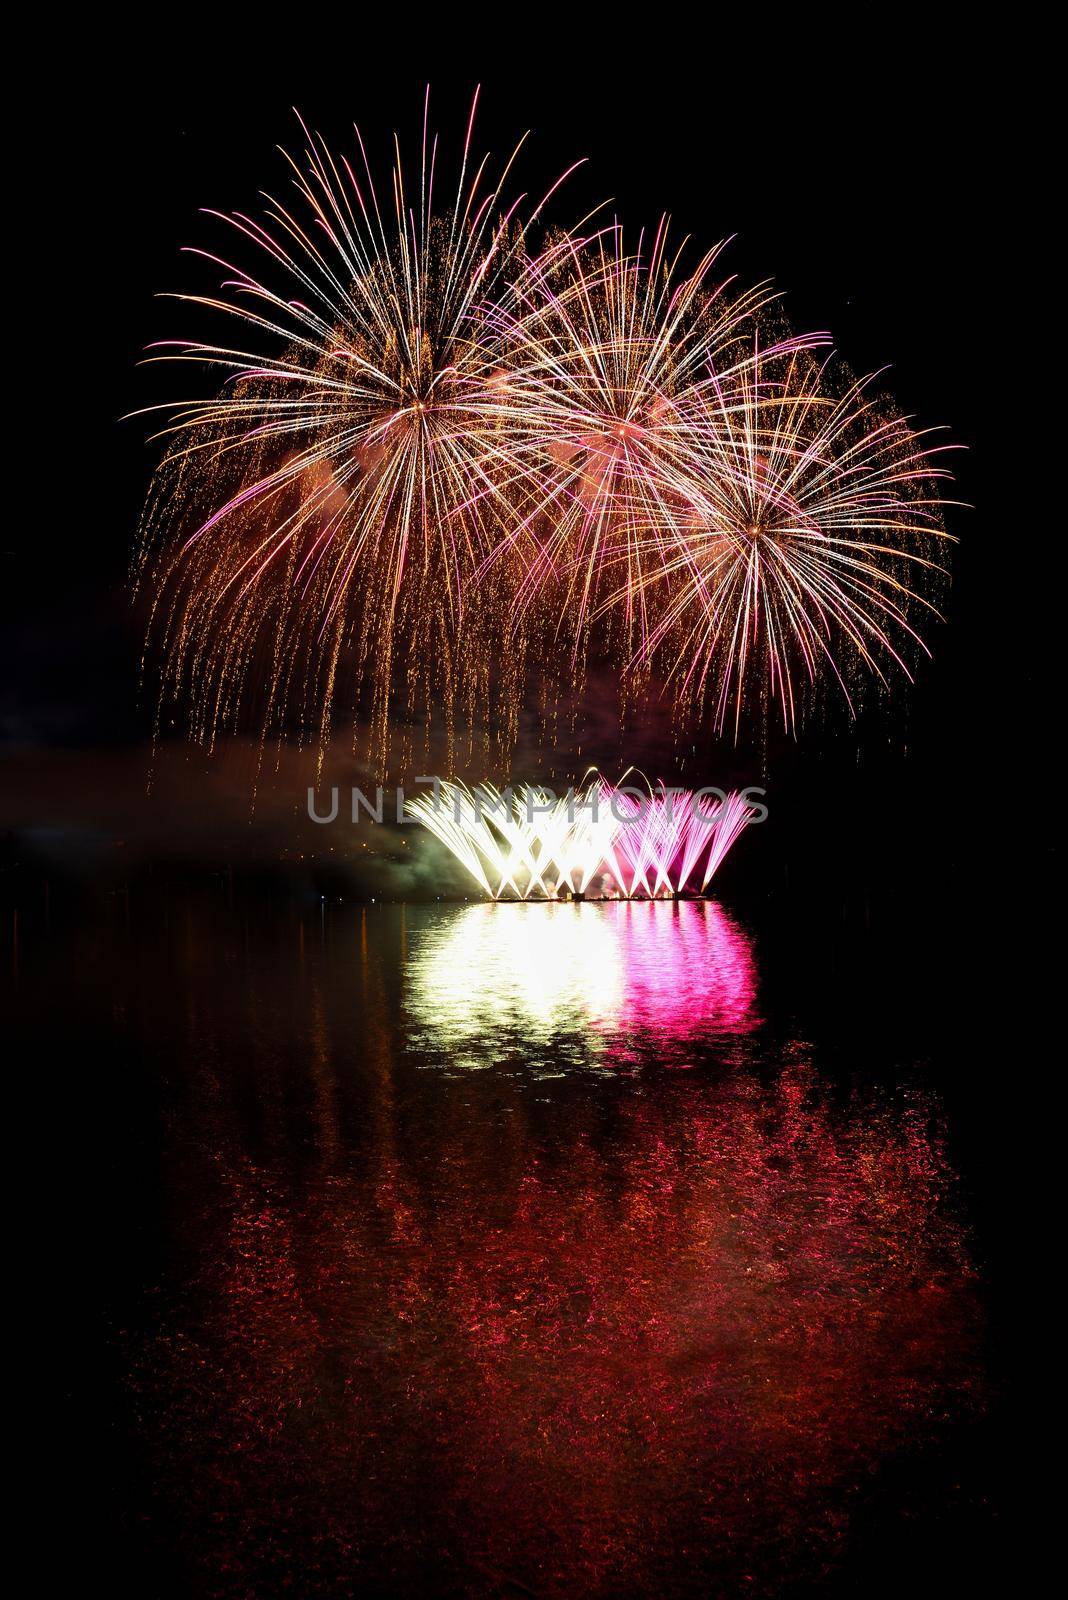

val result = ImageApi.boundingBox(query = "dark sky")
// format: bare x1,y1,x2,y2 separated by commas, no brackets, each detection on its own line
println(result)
2,25,1044,882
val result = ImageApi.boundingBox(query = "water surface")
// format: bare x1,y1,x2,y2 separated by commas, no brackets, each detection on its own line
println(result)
22,896,991,1596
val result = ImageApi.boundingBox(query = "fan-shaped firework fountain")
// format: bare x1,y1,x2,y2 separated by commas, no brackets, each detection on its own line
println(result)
407,778,756,900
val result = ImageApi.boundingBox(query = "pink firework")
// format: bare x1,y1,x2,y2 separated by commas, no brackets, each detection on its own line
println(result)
604,786,755,897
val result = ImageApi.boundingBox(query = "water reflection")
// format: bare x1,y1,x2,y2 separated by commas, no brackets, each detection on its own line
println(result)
139,1050,981,1597
405,900,758,1066
27,901,983,1596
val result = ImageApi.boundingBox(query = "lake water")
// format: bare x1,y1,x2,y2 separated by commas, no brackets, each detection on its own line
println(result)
18,891,1001,1596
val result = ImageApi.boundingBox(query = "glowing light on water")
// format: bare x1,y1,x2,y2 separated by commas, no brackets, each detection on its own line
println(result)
408,901,625,1046
408,779,756,900
405,898,757,1060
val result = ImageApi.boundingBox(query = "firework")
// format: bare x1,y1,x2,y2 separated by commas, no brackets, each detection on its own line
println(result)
408,778,755,899
136,98,955,764
407,781,584,900
607,786,753,897
475,222,815,655
134,92,580,766
609,343,957,734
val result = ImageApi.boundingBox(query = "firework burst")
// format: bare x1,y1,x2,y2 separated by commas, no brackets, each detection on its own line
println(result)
135,96,956,768
135,91,580,767
476,222,815,657
609,344,957,735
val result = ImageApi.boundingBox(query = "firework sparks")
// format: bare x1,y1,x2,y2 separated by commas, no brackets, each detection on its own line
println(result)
611,344,957,734
475,222,817,654
408,778,756,899
135,92,580,767
135,97,955,765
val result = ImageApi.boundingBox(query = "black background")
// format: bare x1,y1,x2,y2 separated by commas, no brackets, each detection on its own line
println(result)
7,20,1050,1596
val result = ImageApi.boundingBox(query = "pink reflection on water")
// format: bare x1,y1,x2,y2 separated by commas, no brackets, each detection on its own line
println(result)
598,899,758,1041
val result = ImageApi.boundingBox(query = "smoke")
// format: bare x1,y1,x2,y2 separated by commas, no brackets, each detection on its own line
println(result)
0,657,762,900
